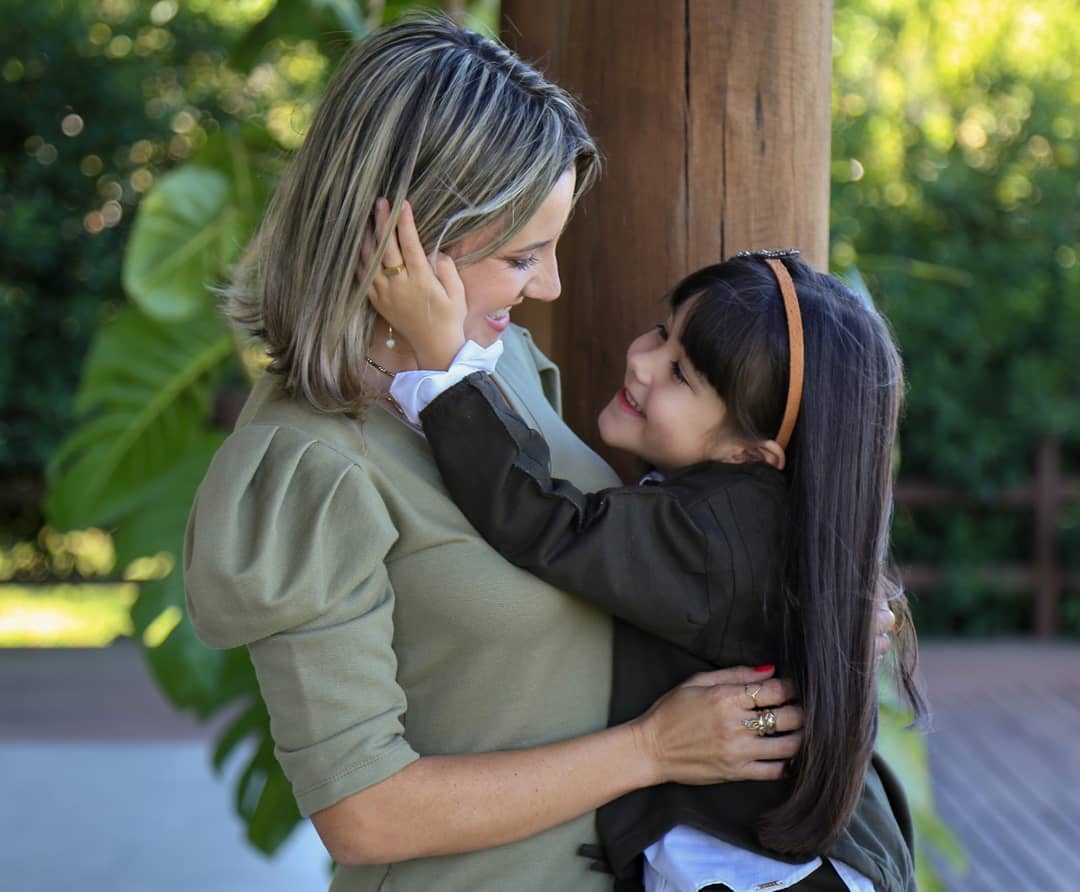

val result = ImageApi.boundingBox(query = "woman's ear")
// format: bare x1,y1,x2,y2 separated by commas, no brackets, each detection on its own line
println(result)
728,439,786,471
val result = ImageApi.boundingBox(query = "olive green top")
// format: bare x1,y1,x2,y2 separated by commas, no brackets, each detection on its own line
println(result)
184,326,622,892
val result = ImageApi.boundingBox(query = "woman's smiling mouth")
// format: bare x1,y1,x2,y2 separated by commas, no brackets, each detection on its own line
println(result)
484,308,512,332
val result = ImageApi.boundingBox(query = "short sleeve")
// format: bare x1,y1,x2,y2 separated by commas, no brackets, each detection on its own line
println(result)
184,423,418,815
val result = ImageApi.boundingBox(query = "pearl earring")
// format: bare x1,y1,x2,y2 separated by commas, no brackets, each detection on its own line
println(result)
385,325,396,350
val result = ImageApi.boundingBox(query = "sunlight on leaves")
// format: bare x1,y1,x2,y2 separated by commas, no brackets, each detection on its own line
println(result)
142,604,183,647
0,584,136,647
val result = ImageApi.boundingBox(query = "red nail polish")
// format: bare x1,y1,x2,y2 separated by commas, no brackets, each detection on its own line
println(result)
754,664,774,672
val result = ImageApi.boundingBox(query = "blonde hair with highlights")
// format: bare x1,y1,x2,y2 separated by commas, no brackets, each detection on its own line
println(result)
226,16,600,415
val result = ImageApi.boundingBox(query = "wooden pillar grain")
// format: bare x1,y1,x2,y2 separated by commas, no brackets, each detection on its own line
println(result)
502,1,833,473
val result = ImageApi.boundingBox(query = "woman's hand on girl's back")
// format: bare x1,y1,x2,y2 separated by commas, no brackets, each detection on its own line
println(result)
365,197,468,370
631,665,803,785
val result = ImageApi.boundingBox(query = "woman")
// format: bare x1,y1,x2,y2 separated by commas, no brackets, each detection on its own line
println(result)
184,16,896,892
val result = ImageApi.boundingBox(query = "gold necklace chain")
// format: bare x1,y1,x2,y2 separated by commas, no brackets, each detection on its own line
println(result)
365,356,421,428
365,356,396,378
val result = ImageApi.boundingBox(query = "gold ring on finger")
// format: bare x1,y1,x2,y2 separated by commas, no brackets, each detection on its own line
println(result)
743,714,766,736
761,709,778,736
744,684,761,708
383,262,406,277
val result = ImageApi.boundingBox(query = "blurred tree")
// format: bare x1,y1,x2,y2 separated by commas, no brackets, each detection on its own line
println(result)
830,0,1080,634
0,0,336,535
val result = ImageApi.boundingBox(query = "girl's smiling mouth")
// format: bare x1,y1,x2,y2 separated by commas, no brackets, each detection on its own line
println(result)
617,387,645,417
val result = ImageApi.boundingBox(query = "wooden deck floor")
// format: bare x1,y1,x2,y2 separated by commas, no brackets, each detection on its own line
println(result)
918,641,1080,892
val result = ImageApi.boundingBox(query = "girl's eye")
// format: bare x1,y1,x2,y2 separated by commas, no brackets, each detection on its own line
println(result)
671,361,688,385
508,254,539,271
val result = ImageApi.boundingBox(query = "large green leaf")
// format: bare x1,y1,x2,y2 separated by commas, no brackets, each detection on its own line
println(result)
123,166,243,322
246,734,304,853
46,304,234,531
191,126,282,229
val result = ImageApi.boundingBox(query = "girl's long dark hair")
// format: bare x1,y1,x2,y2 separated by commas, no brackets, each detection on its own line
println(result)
672,256,924,857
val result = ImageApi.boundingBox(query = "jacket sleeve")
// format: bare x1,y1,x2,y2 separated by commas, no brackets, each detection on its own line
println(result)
421,373,728,656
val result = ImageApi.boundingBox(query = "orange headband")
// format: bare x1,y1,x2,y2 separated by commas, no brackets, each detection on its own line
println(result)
735,249,804,450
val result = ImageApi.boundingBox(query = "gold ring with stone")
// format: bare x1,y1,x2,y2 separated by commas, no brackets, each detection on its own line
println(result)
761,710,778,735
743,709,779,737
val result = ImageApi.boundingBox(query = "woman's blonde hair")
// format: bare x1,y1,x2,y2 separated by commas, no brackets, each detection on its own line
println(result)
227,15,600,415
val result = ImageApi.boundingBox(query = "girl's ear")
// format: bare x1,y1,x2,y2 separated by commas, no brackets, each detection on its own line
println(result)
728,439,786,471
756,439,786,471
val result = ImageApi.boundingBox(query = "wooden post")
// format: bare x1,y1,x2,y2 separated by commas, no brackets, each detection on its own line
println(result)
1034,437,1063,637
502,1,834,473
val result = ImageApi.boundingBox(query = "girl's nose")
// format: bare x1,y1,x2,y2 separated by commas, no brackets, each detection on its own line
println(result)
626,334,653,382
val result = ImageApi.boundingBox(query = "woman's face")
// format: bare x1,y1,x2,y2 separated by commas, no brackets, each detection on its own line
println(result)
450,168,577,348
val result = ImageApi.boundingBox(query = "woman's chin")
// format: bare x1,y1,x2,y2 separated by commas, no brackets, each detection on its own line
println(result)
463,325,502,349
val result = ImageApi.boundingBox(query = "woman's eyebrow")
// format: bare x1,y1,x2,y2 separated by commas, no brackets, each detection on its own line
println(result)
505,237,554,254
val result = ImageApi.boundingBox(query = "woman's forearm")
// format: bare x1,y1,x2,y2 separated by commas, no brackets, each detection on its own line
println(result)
312,721,654,865
312,671,800,866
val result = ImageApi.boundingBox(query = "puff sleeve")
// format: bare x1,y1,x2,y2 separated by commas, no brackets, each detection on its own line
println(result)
184,423,418,816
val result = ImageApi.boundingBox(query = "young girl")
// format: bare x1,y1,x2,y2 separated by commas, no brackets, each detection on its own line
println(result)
366,208,922,892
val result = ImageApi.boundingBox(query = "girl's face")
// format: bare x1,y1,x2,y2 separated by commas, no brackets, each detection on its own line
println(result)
597,300,749,473
449,168,577,348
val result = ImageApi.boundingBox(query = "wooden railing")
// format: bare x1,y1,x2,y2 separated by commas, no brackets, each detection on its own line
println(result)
895,438,1079,637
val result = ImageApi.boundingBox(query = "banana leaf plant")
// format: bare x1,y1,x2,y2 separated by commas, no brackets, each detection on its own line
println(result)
46,125,300,850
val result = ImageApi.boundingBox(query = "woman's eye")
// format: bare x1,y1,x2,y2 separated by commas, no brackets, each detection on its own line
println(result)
508,254,539,271
671,361,688,384
655,323,668,340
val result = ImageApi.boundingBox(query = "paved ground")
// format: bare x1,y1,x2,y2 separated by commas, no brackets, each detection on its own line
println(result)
2,639,1078,891
0,643,328,892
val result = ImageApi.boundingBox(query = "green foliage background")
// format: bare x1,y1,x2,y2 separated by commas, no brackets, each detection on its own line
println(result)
830,0,1079,635
3,0,1075,882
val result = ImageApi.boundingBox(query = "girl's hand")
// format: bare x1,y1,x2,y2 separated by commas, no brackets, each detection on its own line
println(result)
631,665,803,785
363,198,467,370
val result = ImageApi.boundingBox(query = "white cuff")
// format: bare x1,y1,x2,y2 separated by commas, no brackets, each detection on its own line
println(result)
389,339,504,425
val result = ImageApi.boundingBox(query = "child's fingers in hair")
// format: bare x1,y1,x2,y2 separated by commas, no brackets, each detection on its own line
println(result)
374,197,403,270
432,252,466,304
394,200,429,272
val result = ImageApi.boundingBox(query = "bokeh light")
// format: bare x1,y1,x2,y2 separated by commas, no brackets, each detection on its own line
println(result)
61,113,84,136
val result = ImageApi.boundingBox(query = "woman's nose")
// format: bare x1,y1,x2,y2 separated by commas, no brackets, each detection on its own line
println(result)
524,258,562,303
